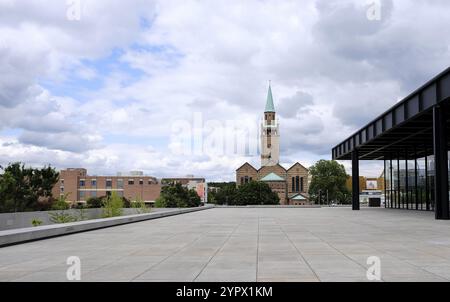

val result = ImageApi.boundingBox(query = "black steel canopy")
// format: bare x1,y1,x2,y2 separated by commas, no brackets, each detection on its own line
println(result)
332,67,450,161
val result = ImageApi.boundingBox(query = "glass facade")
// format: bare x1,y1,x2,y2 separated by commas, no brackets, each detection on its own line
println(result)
384,151,447,212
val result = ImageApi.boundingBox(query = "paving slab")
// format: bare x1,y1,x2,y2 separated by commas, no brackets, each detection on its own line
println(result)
1,207,450,282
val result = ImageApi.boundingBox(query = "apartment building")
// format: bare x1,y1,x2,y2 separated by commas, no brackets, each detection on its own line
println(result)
52,168,162,203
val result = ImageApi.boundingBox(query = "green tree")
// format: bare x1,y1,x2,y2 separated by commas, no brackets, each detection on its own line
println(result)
187,188,202,207
309,160,349,204
235,181,279,206
0,162,59,213
102,192,124,218
155,183,201,208
213,183,238,205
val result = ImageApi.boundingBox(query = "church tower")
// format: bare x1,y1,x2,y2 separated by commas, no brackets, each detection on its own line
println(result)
261,84,280,167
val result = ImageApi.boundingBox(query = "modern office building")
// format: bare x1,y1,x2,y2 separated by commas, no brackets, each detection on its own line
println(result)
332,67,450,220
52,168,162,204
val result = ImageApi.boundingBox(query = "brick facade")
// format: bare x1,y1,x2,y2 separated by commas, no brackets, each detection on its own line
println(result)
52,169,162,203
236,162,310,205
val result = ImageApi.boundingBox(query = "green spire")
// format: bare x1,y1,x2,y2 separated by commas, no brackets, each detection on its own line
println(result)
265,83,275,113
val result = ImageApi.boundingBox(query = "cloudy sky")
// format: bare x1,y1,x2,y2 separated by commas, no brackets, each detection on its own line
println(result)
0,0,449,181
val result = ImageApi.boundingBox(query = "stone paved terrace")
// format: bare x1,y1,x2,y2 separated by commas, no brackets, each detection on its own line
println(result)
1,207,450,282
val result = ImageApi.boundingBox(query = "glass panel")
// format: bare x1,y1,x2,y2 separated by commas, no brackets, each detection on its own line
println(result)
399,159,406,209
428,155,435,211
385,160,390,208
417,157,427,211
408,159,416,210
392,159,398,208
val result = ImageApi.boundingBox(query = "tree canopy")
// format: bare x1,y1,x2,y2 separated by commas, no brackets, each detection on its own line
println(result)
0,162,59,213
210,183,238,205
309,160,349,204
211,181,279,206
155,183,202,208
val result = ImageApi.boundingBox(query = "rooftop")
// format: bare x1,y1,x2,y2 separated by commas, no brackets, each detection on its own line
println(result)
265,84,276,113
332,66,450,160
260,172,285,182
1,207,450,282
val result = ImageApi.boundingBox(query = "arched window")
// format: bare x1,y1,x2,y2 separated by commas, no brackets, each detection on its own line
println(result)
300,177,304,192
295,176,300,192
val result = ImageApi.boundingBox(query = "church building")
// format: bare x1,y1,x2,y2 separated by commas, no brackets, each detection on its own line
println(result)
236,85,311,205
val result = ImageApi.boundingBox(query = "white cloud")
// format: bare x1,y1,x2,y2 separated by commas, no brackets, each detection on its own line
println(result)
2,0,450,180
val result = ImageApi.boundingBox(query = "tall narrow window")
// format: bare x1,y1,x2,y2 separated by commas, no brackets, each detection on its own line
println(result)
117,179,123,189
292,177,295,192
295,176,300,192
300,177,304,192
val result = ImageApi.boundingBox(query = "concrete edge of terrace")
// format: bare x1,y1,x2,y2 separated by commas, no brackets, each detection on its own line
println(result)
0,206,215,247
215,205,323,208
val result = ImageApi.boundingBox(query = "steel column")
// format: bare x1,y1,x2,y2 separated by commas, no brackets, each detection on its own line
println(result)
352,150,360,211
433,105,450,220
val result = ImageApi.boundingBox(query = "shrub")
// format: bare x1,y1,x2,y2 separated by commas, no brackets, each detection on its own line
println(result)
49,211,77,224
31,219,43,227
132,196,150,214
49,194,77,224
76,204,88,221
86,196,105,208
122,197,131,208
51,194,70,210
102,192,124,218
